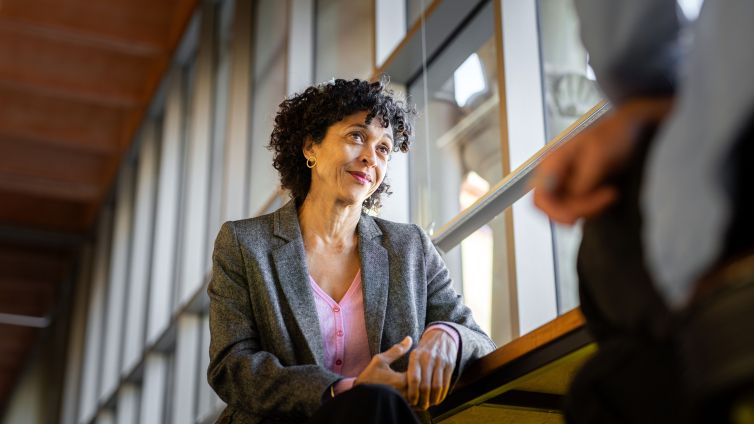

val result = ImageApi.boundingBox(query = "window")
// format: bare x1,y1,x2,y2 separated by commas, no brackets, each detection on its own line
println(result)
408,1,513,343
537,0,604,312
247,0,288,216
315,0,374,81
409,2,501,231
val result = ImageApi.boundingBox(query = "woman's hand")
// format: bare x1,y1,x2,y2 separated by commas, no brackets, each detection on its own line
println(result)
354,336,412,396
533,97,674,224
407,330,458,410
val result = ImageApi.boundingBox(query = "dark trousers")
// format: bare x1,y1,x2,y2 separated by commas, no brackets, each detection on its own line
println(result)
307,384,421,424
565,120,754,424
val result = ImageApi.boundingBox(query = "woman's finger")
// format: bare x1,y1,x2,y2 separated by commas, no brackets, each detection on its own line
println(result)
431,361,444,406
407,351,421,406
440,361,453,402
379,336,412,364
418,356,433,410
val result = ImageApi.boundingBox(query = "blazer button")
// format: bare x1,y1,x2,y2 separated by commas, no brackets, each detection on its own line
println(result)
337,330,344,337
332,306,340,312
335,359,343,365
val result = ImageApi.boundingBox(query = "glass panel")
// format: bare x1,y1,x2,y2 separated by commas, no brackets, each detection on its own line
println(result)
677,0,704,20
409,4,512,341
206,0,234,267
78,209,113,422
171,315,201,424
196,314,220,422
100,163,135,400
122,123,159,374
538,0,602,141
172,59,196,309
409,4,501,237
140,354,170,424
444,209,515,346
537,0,604,314
148,71,186,344
116,385,140,424
315,0,374,81
248,0,287,215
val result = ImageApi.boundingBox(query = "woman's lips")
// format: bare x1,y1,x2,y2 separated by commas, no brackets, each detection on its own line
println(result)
348,171,372,185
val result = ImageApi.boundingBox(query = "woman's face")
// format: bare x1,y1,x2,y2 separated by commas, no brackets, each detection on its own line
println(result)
304,110,394,207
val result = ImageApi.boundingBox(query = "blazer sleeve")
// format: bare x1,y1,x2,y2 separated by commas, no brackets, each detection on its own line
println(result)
207,222,341,420
415,225,497,379
573,0,681,102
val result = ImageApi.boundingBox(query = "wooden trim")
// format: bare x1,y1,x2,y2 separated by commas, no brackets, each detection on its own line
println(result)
504,208,520,338
458,308,585,386
429,308,590,420
0,78,141,108
0,18,164,56
492,0,520,341
434,337,595,420
493,0,509,177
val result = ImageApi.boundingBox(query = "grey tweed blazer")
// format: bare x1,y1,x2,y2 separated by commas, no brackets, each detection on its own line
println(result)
207,200,495,423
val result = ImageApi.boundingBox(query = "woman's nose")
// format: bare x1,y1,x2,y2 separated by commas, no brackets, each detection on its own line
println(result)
360,147,377,167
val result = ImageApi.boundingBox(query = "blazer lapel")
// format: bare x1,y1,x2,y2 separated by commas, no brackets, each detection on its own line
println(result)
358,215,389,357
271,201,325,365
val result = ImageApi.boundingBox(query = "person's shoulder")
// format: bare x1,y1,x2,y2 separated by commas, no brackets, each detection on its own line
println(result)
230,210,275,230
370,216,425,242
219,210,277,246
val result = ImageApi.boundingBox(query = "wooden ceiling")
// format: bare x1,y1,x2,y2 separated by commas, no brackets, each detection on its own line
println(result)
0,0,198,414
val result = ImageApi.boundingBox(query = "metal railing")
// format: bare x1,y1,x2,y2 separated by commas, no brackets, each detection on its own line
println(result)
432,101,610,254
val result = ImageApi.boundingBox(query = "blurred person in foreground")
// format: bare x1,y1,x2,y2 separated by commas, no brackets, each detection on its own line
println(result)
533,1,754,423
206,78,494,424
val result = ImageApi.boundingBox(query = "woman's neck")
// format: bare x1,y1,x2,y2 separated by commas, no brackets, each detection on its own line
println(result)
298,191,361,248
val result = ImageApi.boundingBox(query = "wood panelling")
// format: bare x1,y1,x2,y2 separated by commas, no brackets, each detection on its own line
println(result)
0,85,126,154
457,308,586,388
0,0,180,53
0,137,114,202
0,191,92,232
0,0,199,413
0,138,109,183
0,25,160,106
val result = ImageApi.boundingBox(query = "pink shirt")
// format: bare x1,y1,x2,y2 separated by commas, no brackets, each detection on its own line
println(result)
308,270,459,395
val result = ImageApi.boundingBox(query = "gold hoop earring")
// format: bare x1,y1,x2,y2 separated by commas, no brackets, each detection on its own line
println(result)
306,156,317,168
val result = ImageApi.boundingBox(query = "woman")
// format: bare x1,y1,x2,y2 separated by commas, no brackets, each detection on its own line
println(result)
207,78,495,424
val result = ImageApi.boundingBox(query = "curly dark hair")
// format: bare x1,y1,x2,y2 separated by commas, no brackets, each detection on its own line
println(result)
268,77,416,213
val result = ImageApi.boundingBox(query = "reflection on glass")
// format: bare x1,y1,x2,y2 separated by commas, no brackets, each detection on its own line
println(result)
446,210,514,346
248,0,287,215
409,6,514,344
410,34,501,230
677,0,704,20
459,173,492,336
538,0,604,313
538,0,602,140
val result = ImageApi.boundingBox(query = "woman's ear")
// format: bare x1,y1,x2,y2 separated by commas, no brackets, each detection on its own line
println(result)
302,136,315,157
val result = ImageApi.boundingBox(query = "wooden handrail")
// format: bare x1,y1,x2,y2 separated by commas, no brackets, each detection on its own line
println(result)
456,308,586,389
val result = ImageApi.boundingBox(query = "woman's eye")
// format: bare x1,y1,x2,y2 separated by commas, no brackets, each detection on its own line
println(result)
350,132,364,142
378,145,390,154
